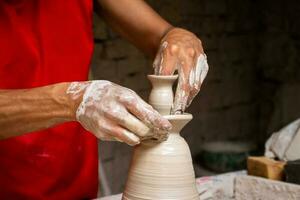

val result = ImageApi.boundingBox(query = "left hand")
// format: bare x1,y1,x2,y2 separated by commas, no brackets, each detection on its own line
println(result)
153,28,209,114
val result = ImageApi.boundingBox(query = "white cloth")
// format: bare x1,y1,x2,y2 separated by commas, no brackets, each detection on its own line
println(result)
265,118,300,161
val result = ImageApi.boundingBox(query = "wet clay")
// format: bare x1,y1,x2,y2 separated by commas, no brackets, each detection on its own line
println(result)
122,75,199,200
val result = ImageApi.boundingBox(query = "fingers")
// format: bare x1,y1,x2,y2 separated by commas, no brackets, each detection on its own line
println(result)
172,53,195,113
100,88,171,140
117,92,172,135
94,131,116,142
96,118,140,146
172,52,209,113
153,41,168,75
172,70,190,114
125,96,172,132
187,54,209,107
77,80,173,144
199,54,209,83
153,42,178,75
120,112,151,137
153,28,208,112
103,103,151,137
154,39,205,113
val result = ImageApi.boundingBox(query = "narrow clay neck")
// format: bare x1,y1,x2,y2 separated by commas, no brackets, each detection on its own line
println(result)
147,74,178,115
148,75,178,89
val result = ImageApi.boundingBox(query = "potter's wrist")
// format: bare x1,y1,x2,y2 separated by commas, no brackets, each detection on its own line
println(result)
149,25,174,57
159,26,176,42
67,80,114,121
47,82,78,121
160,27,196,43
65,81,91,121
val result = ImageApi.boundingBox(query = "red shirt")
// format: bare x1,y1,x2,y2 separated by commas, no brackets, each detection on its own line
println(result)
0,0,98,199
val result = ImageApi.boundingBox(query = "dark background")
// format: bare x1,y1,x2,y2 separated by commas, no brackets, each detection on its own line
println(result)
91,0,300,195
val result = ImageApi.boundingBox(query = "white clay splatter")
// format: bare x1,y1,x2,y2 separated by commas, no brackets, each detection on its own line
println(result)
66,81,90,99
67,81,171,145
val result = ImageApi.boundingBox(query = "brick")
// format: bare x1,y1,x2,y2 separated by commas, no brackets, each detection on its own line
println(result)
105,39,142,59
151,0,182,24
117,57,148,78
190,78,255,112
179,0,205,16
91,59,117,80
259,35,292,82
204,0,227,15
201,35,219,50
93,13,108,40
121,72,150,92
185,103,257,154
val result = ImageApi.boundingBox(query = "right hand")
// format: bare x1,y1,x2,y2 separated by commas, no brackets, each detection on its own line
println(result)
67,81,172,146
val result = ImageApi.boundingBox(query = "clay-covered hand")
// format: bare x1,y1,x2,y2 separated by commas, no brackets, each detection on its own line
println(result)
153,28,209,113
67,81,172,146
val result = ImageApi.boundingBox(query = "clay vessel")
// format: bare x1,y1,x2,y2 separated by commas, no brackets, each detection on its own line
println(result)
122,75,199,200
148,75,178,115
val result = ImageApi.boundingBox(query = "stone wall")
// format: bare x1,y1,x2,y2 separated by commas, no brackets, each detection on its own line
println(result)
91,0,300,195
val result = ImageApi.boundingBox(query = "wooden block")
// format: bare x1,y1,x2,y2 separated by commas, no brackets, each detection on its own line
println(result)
235,175,300,200
285,128,300,161
285,160,300,185
247,156,286,180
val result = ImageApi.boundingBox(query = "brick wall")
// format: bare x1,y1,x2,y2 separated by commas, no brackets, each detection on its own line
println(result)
256,0,300,140
91,0,300,195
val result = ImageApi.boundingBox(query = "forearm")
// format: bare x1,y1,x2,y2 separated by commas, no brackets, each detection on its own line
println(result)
97,0,172,57
0,83,78,139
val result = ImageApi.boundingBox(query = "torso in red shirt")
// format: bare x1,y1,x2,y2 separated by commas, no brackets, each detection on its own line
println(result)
0,0,98,199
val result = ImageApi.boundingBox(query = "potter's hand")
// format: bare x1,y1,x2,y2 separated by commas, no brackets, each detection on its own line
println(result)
153,28,209,113
67,81,172,146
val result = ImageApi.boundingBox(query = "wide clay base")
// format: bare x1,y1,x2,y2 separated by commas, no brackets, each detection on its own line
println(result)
122,114,199,200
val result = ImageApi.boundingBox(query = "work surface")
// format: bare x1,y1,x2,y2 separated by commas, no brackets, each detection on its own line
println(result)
97,171,245,200
98,170,300,200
